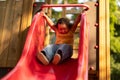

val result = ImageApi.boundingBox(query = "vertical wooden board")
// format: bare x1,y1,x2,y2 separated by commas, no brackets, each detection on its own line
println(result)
26,0,34,26
6,1,23,67
20,0,34,51
0,1,6,43
19,0,30,49
0,0,16,67
85,2,97,70
105,0,110,80
20,0,34,31
0,1,7,54
0,1,7,67
99,0,110,80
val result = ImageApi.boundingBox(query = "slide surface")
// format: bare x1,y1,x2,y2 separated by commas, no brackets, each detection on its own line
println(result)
1,12,89,80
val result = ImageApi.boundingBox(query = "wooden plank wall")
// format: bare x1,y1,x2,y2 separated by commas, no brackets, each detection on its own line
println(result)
0,0,34,67
85,2,97,70
99,0,110,80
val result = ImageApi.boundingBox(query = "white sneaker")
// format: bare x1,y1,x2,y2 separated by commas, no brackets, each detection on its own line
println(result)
37,52,49,65
52,53,61,65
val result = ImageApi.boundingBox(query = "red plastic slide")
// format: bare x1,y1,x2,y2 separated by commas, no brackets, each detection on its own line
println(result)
1,9,89,80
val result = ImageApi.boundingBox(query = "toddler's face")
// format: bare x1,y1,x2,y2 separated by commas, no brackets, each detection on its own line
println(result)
58,24,69,34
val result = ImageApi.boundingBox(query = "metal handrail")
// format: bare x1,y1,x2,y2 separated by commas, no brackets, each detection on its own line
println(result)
41,4,89,11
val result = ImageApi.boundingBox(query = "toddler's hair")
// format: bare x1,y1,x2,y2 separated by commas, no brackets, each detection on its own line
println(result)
55,18,73,29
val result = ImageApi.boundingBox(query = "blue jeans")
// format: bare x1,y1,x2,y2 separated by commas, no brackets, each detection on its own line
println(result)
41,44,73,63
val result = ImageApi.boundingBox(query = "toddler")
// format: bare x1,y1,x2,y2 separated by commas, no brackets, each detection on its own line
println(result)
37,11,81,65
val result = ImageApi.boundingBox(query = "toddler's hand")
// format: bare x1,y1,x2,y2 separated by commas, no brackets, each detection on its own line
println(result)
40,11,45,16
40,11,47,19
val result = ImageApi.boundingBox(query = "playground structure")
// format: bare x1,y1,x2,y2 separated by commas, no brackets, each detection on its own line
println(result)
0,0,110,80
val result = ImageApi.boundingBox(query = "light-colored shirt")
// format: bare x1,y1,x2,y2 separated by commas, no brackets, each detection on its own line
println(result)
55,26,77,47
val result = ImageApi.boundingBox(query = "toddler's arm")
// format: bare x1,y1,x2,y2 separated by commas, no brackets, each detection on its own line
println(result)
41,11,56,31
71,13,81,32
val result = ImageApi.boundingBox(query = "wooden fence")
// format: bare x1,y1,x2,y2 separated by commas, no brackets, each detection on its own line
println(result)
0,0,34,67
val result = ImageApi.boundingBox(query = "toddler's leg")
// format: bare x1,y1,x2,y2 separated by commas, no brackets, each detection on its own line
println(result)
37,51,49,65
52,50,61,65
37,44,58,65
52,44,73,64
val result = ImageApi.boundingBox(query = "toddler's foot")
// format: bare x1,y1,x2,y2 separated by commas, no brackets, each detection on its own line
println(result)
52,53,61,65
37,52,49,65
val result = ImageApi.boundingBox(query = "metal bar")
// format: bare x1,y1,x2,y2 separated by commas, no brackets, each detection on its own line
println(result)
41,4,89,10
